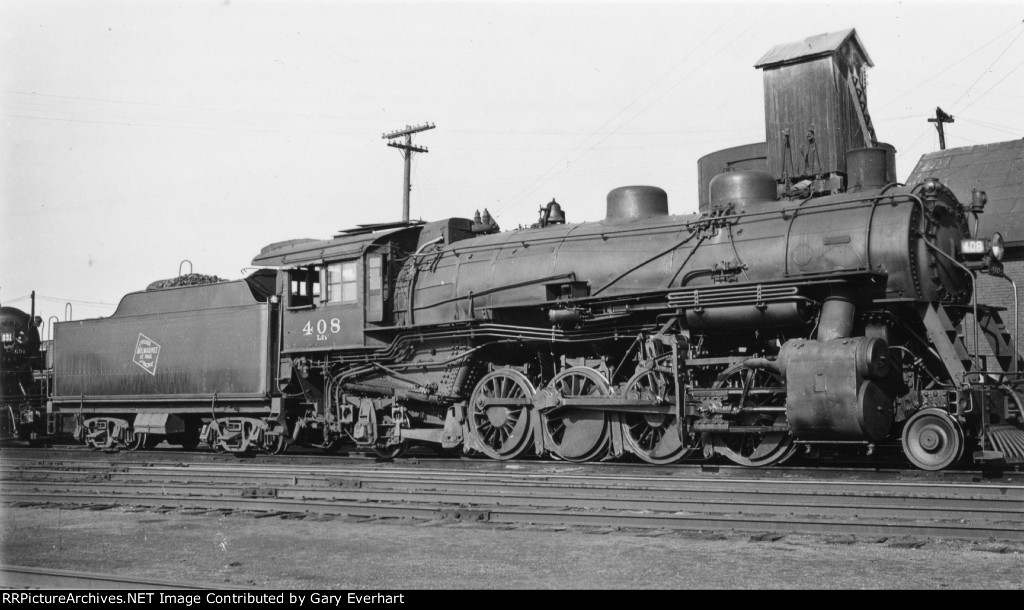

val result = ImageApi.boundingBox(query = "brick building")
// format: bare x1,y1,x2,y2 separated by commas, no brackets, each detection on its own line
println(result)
907,139,1024,364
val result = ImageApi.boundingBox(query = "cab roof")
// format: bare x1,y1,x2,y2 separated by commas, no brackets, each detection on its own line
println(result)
252,226,411,268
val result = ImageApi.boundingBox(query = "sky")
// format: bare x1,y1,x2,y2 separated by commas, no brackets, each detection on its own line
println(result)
2,0,1022,332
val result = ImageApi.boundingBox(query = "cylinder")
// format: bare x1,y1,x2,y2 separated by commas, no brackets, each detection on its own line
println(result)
845,147,890,190
776,337,895,441
708,170,777,211
775,336,890,380
606,186,669,222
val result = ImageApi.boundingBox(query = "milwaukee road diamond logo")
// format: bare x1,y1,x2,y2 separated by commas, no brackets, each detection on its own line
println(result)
133,333,161,376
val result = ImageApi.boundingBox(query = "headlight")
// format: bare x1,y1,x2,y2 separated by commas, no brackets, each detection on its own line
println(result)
990,232,1005,261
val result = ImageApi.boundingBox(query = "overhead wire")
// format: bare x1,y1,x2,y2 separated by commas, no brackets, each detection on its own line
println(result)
427,136,756,191
874,20,1024,112
895,125,938,161
443,134,764,153
489,7,748,219
1,89,376,123
897,36,1024,161
956,56,1024,115
33,296,118,307
959,116,1024,137
946,133,985,146
559,16,766,175
1,90,383,138
1,294,33,304
444,126,762,137
949,26,1024,111
0,111,375,137
883,21,1024,163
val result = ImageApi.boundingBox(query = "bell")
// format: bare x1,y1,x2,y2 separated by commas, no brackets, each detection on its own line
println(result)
547,200,565,224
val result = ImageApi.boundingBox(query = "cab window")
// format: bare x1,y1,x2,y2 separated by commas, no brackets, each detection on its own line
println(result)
326,261,357,304
368,255,382,294
288,265,321,308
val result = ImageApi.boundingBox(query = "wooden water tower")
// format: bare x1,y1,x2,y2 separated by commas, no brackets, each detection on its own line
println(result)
755,29,877,185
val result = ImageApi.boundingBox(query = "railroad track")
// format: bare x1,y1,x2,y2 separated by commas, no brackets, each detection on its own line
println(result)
3,442,1013,484
3,457,1023,542
0,565,247,590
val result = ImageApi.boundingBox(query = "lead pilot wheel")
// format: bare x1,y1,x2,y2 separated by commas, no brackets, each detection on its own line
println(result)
902,408,964,471
468,369,536,460
542,367,611,463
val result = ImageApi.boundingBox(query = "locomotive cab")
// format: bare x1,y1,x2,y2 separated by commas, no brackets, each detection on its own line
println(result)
251,217,483,455
279,251,394,343
259,225,410,352
282,259,364,348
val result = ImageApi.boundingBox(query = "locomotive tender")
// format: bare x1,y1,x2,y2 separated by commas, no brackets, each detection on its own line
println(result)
44,29,1024,470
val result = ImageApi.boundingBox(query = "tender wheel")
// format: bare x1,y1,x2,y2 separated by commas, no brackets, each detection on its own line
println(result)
174,422,201,450
709,364,797,467
267,433,287,455
205,425,226,453
468,369,536,460
128,432,148,452
542,367,611,463
621,370,695,465
373,441,409,459
321,438,345,454
902,408,964,471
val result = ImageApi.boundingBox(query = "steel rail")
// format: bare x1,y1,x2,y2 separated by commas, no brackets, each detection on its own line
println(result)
0,452,1006,483
5,461,1024,498
0,446,1011,483
7,465,1024,503
4,479,1022,522
4,457,1024,542
0,564,248,590
4,489,1021,542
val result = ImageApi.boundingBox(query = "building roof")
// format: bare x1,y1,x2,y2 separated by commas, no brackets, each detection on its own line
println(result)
754,28,873,69
906,139,1024,249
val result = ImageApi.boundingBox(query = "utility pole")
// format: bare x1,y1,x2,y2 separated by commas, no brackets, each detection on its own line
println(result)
383,122,435,222
928,107,954,150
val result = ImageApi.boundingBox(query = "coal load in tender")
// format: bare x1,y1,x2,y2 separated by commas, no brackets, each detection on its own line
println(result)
146,273,225,291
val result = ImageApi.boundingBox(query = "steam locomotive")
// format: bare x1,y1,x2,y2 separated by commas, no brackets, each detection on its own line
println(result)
38,29,1024,470
0,297,46,443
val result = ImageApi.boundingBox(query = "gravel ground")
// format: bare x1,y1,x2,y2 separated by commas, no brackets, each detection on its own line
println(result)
1,505,1022,590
